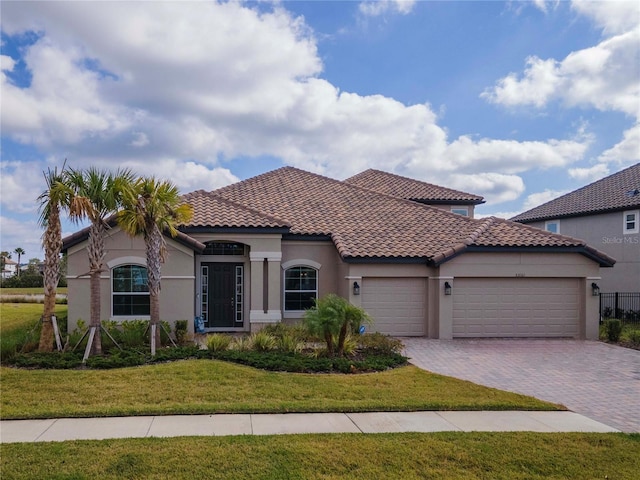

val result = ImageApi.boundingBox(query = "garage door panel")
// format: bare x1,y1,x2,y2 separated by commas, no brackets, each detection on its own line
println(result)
453,278,580,338
362,278,426,336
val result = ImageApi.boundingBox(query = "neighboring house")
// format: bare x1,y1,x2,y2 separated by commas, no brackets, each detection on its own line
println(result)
1,257,17,279
345,169,484,217
63,167,614,340
511,163,640,293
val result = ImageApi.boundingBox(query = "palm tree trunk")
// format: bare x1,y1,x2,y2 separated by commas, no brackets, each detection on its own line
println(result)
39,205,62,352
89,270,102,355
88,221,104,355
146,226,163,353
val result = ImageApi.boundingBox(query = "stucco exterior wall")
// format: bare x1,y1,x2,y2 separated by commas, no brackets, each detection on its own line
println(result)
65,227,196,333
427,204,476,218
280,240,344,321
439,252,601,278
526,211,639,292
439,252,602,340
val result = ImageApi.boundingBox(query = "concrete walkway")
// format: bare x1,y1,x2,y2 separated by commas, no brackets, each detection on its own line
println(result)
403,339,640,433
0,411,618,443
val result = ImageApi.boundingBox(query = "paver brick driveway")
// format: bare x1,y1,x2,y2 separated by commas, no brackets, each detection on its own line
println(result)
402,339,640,433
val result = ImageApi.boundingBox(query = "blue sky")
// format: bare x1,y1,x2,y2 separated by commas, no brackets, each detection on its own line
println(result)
1,0,639,259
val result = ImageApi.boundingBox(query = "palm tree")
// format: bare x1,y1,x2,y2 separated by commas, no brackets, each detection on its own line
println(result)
37,165,74,352
13,247,25,277
66,167,134,356
118,177,193,355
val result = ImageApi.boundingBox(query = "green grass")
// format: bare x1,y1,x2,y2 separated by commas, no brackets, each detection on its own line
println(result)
1,303,559,419
0,359,559,419
0,304,68,362
2,432,638,479
0,287,68,295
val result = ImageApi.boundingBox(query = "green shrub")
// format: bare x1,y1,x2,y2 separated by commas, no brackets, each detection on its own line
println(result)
230,335,252,351
12,352,84,369
359,332,404,355
627,329,640,346
277,333,304,353
174,320,190,344
250,331,277,352
209,350,407,373
120,320,148,348
262,323,312,342
86,350,145,369
604,319,623,342
336,333,358,356
206,333,232,352
303,294,371,357
160,321,171,345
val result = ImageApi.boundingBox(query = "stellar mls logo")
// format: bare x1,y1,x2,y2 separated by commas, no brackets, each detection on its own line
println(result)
602,236,639,244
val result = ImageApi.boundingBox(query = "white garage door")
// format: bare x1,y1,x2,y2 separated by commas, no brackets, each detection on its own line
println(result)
361,278,426,336
453,278,580,338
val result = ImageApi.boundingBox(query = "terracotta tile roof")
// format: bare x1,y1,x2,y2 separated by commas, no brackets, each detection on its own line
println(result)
345,169,484,204
202,167,613,266
512,163,640,222
181,190,290,229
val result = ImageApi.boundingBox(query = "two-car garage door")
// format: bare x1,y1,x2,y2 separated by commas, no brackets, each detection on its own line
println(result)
360,276,581,338
452,278,580,338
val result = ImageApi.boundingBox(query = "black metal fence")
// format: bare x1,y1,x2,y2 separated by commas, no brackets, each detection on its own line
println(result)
599,292,640,324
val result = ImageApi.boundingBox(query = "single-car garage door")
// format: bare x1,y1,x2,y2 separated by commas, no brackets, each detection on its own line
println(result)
362,278,426,336
453,278,580,338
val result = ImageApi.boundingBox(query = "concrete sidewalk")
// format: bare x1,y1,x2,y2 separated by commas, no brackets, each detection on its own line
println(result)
0,411,619,443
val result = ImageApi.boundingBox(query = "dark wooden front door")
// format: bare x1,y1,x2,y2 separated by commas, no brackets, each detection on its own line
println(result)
202,263,241,328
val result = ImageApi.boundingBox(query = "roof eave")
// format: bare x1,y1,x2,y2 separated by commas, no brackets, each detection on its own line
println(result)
342,256,429,264
433,245,615,268
512,204,640,223
180,226,291,235
411,199,485,206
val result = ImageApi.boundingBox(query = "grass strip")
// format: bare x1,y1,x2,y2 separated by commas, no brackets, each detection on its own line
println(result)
0,360,560,419
2,432,638,479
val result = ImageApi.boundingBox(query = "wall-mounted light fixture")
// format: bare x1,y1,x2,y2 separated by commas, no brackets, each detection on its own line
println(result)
444,281,452,296
591,282,600,296
353,281,360,296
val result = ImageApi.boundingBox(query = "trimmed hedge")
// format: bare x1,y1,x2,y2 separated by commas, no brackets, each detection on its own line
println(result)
6,346,406,373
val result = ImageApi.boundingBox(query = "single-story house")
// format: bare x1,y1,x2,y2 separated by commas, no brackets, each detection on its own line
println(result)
511,163,639,293
63,167,615,339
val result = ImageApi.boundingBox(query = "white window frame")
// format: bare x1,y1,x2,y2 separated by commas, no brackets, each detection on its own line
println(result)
545,220,560,234
282,264,319,314
110,263,150,320
451,207,469,216
623,210,639,234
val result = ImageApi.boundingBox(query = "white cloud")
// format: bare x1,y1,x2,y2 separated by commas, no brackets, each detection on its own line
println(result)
447,172,525,205
0,0,600,215
443,135,588,174
0,215,43,259
598,123,640,166
0,161,45,214
481,28,640,117
571,0,640,36
568,163,610,182
359,0,416,17
129,132,149,148
522,188,569,211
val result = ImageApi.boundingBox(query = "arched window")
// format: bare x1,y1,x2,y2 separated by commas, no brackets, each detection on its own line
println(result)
284,266,317,311
112,265,150,316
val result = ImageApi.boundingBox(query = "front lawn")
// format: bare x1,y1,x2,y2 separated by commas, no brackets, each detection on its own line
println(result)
2,432,638,479
0,302,559,420
0,359,559,420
